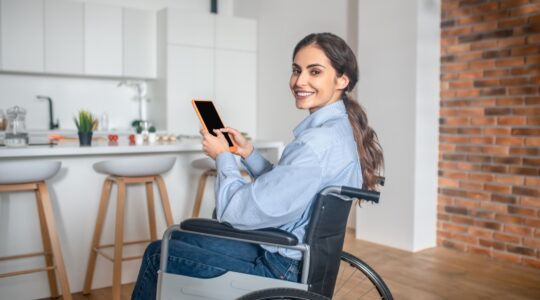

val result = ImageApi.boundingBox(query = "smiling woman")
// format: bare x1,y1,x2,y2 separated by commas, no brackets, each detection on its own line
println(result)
131,32,384,299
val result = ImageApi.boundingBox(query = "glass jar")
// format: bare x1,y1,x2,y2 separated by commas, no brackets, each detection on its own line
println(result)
5,106,29,147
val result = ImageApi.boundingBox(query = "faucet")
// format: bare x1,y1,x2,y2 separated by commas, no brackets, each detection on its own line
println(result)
117,80,148,121
36,95,60,130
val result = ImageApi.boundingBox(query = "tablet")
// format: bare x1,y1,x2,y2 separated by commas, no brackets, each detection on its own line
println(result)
192,99,237,152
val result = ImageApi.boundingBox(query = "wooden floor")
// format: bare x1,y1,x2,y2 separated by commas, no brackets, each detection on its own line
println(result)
65,229,540,300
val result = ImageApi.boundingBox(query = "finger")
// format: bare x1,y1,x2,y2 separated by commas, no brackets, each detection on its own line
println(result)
200,128,209,136
214,129,229,144
213,129,225,139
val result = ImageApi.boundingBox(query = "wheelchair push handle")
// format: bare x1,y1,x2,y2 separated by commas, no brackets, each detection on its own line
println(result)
341,186,380,203
321,186,381,203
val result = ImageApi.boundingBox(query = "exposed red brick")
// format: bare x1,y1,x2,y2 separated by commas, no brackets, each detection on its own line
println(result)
493,251,522,263
468,227,494,239
506,244,535,256
479,238,505,250
440,0,540,269
494,232,521,243
525,177,540,186
497,116,527,125
504,224,533,235
508,205,536,217
493,175,524,185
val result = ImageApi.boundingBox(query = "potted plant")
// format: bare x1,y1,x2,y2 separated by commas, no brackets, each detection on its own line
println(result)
148,126,157,144
74,110,97,146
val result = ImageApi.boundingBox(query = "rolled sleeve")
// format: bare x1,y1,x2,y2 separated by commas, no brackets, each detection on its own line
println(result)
241,149,273,179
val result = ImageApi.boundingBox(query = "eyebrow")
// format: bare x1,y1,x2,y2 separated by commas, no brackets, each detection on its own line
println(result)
292,63,326,69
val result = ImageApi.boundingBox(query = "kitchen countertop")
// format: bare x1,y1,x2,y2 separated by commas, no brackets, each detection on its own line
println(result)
0,139,284,158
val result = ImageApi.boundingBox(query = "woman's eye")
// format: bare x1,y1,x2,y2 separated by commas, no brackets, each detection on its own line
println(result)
292,69,301,75
310,69,321,75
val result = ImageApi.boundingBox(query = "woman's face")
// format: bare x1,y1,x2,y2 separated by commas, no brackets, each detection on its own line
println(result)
290,44,349,113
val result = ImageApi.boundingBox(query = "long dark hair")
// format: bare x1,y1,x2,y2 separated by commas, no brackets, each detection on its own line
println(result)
293,33,384,190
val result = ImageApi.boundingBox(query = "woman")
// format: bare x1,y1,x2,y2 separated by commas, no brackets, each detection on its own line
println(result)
131,32,383,299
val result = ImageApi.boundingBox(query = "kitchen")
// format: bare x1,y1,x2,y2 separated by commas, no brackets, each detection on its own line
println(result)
0,0,285,298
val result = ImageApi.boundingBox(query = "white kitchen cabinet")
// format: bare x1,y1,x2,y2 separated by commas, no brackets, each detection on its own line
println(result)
166,45,214,135
157,9,257,137
44,0,83,74
215,49,256,136
215,16,257,51
84,3,122,76
167,10,214,47
0,0,44,72
123,8,156,78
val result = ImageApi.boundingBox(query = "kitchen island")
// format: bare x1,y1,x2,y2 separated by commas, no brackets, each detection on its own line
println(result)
0,139,284,299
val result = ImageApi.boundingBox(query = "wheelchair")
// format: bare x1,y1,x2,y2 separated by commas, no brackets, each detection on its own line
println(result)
157,182,393,300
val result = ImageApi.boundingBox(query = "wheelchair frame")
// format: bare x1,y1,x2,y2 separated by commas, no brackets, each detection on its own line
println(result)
156,186,380,300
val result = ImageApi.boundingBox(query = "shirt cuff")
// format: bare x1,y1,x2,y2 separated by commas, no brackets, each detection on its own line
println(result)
216,152,239,172
242,149,268,174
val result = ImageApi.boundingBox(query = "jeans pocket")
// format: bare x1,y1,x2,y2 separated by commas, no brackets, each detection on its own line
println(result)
263,251,300,282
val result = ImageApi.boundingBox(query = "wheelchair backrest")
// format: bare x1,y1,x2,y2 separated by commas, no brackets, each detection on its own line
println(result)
304,192,353,297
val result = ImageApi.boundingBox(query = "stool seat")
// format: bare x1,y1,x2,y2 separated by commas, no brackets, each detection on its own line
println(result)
94,156,176,177
0,161,61,184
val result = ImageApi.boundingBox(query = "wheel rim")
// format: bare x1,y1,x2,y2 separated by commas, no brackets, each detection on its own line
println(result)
332,253,391,300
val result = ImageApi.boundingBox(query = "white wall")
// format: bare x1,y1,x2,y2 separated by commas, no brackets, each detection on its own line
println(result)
235,0,349,144
355,0,440,252
414,0,440,251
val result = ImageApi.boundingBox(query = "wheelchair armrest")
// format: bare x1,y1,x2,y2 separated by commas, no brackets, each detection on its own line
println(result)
180,218,299,246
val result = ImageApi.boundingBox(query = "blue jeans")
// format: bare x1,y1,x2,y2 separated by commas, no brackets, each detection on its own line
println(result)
131,231,301,299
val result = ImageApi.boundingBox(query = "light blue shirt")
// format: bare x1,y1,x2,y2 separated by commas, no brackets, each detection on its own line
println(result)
214,100,362,260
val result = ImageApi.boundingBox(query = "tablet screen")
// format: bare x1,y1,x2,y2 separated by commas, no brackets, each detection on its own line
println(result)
193,100,234,147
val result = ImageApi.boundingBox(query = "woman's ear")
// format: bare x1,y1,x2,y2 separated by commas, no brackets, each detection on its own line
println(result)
337,74,350,91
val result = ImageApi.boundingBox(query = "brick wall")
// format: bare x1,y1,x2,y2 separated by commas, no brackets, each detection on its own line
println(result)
438,0,540,268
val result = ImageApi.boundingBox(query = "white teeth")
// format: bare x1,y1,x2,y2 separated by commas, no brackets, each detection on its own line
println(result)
296,91,314,96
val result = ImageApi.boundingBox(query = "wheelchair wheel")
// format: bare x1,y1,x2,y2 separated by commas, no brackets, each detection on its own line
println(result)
333,251,393,300
238,287,329,300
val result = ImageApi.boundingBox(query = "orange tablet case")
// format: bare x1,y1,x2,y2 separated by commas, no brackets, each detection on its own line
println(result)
192,99,238,153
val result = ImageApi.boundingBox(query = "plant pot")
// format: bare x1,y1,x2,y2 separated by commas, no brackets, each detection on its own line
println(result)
78,131,93,146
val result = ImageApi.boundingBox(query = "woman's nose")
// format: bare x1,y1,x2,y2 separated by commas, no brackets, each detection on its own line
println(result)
295,72,308,86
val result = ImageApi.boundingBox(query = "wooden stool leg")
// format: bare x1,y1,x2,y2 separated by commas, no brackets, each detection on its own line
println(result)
37,182,72,300
83,178,113,294
35,188,59,298
112,179,126,300
191,171,211,218
155,176,174,226
145,181,157,240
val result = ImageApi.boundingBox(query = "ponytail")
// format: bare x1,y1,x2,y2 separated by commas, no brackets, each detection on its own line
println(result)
343,93,384,190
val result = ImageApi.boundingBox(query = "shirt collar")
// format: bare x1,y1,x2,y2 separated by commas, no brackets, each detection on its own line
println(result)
293,100,347,137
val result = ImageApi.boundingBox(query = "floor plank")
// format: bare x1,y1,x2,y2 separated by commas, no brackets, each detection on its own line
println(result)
58,230,540,299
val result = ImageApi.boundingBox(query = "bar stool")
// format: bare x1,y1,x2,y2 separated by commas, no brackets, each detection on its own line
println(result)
0,160,71,300
83,156,176,300
191,157,250,217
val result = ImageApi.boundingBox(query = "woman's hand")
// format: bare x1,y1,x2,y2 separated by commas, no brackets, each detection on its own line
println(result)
220,127,254,159
200,128,230,160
